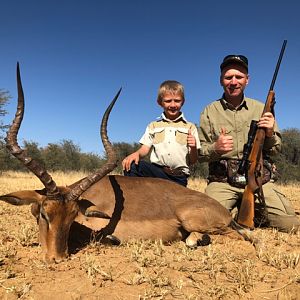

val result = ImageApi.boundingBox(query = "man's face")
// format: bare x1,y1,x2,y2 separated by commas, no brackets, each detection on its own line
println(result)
158,92,184,120
220,64,249,100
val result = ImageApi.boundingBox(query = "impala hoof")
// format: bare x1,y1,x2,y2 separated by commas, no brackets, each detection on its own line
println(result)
105,234,121,246
197,234,211,246
185,232,208,248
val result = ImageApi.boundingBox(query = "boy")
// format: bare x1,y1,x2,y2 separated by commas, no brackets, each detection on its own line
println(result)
122,80,200,186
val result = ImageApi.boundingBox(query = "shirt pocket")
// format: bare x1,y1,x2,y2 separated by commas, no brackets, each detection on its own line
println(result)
175,128,189,145
211,123,233,140
151,128,165,144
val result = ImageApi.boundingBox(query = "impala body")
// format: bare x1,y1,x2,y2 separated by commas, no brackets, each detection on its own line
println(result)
0,64,254,263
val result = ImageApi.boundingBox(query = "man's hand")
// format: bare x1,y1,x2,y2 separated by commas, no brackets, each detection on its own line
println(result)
213,127,233,154
257,112,275,137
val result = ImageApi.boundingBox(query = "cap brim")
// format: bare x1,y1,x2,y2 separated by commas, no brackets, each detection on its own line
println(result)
220,59,248,71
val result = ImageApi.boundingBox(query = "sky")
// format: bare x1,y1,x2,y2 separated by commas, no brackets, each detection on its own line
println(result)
1,1,299,156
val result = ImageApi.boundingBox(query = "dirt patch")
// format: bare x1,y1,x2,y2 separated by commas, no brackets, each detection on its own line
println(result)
0,201,299,300
0,175,299,299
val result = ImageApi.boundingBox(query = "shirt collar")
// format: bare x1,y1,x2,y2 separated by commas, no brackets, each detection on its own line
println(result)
220,94,249,111
158,112,187,123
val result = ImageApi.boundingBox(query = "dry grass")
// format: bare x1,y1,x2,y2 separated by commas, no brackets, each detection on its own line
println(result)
0,171,299,299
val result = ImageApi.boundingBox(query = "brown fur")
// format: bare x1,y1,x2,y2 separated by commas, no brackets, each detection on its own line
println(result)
1,67,253,263
0,174,244,262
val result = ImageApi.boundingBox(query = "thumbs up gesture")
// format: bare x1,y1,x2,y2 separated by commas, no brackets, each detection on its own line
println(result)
214,127,234,154
187,129,196,148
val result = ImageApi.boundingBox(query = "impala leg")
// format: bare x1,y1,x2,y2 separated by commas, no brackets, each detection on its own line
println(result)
185,232,211,248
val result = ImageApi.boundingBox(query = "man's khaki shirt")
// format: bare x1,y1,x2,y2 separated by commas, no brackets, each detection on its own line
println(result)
199,96,282,162
140,112,201,175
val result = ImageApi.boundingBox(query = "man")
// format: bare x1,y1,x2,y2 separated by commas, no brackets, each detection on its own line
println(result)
199,54,299,232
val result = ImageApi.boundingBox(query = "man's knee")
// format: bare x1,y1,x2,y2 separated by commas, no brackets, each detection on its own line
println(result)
205,182,236,210
268,214,300,233
264,183,296,216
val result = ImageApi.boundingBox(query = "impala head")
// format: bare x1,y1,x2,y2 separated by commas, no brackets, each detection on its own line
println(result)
30,188,79,262
1,63,120,263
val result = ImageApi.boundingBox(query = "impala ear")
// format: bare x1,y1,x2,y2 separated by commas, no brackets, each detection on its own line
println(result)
31,202,41,221
0,190,46,206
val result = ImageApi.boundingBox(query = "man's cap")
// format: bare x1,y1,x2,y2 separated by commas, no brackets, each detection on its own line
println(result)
220,55,248,71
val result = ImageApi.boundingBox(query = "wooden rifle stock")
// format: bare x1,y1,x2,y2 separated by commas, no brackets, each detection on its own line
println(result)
237,40,287,229
237,91,274,228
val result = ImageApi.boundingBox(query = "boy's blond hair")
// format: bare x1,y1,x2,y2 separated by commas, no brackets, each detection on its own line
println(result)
157,80,185,104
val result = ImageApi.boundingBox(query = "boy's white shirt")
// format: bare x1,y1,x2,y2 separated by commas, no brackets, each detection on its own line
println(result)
139,112,201,175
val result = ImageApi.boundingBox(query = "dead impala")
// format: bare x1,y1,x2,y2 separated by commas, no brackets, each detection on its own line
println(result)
0,64,256,263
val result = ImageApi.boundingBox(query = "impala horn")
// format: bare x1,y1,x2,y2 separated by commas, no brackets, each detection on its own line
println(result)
65,87,121,202
7,63,121,202
6,63,60,199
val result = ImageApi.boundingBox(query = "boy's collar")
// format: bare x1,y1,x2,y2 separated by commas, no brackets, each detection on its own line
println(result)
158,112,187,122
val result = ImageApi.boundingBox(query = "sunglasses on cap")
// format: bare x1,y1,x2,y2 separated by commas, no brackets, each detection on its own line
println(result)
220,55,248,70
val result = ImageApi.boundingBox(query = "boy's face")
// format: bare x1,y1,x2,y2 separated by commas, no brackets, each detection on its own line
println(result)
158,92,184,120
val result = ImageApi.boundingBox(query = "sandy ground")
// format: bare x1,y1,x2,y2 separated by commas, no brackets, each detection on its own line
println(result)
0,174,299,299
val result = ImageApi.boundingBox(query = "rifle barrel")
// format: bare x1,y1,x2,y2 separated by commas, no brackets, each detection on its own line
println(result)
269,40,287,91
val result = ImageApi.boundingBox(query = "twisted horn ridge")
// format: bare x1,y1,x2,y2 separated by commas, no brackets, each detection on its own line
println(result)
66,88,121,202
6,63,60,198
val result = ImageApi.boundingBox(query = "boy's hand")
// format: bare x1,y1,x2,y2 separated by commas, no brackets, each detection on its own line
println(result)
187,129,196,148
122,152,139,171
122,145,150,172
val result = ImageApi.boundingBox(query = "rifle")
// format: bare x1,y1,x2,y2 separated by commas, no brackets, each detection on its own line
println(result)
236,40,287,229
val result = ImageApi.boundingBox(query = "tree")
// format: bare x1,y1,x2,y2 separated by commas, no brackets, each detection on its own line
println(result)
23,140,45,171
79,152,104,172
43,143,66,171
281,128,300,165
60,140,81,171
0,89,11,139
0,140,42,172
111,142,142,173
0,140,16,172
272,128,300,183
